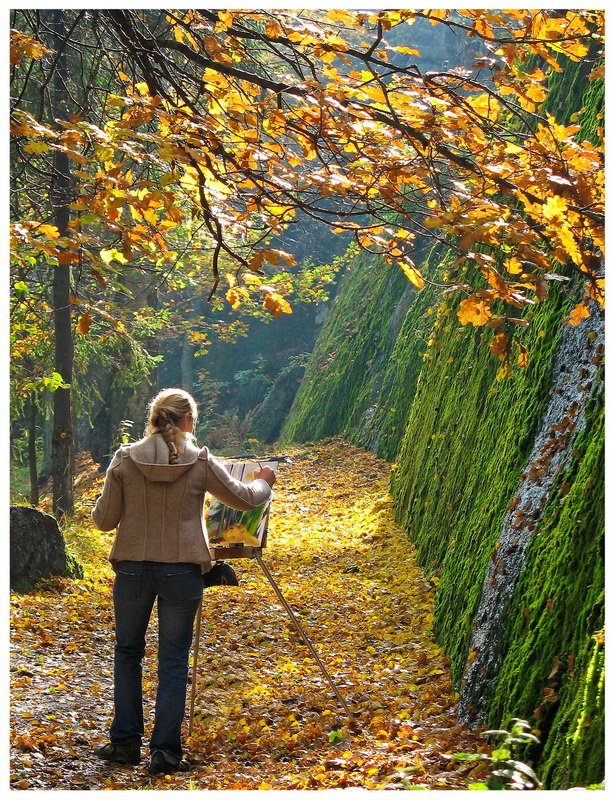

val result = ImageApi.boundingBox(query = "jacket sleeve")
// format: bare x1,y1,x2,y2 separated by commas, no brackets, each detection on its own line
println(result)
92,448,124,531
205,450,272,510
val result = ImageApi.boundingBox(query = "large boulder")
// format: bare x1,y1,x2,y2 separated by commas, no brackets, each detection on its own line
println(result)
10,505,84,593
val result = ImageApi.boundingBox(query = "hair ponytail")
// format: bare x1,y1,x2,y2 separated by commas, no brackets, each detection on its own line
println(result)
144,388,198,463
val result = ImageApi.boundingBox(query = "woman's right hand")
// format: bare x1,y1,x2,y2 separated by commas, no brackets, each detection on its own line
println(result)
254,467,276,487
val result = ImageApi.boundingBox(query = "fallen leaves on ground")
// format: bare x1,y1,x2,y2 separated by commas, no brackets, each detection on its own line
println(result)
10,438,489,789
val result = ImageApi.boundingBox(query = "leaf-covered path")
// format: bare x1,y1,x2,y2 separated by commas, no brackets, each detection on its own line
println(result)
10,439,488,790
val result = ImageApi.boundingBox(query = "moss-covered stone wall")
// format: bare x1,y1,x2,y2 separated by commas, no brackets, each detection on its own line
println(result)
284,239,604,788
488,378,604,788
281,245,419,445
281,59,604,790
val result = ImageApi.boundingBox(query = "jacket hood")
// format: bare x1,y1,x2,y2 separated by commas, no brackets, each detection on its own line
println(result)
128,434,202,482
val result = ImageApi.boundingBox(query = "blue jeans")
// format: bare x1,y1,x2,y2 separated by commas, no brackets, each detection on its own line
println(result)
109,561,202,761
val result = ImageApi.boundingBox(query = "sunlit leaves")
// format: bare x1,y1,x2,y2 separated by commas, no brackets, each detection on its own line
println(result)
10,7,604,330
75,311,92,335
467,94,501,123
10,29,50,66
10,442,486,790
400,263,425,290
490,332,509,358
99,248,127,266
568,300,591,326
260,286,293,318
457,294,492,326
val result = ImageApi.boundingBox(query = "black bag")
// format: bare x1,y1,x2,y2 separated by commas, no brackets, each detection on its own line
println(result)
202,561,238,587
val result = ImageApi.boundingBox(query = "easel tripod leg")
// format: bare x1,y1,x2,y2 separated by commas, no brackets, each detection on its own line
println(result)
254,552,352,720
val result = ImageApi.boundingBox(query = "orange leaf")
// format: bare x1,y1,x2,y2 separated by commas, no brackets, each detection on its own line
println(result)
483,267,508,296
76,310,92,335
586,278,605,308
458,295,492,326
516,341,529,368
568,300,590,325
490,331,509,358
261,289,292,318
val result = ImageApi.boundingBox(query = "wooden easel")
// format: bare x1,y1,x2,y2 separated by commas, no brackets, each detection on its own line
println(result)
188,544,352,735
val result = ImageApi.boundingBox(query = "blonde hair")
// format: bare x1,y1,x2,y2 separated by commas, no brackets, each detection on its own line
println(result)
145,388,198,464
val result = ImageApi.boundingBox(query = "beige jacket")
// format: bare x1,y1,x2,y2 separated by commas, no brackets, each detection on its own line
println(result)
92,434,272,572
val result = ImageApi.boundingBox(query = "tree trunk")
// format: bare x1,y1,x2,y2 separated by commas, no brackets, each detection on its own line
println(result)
41,390,53,477
28,392,39,507
48,9,74,518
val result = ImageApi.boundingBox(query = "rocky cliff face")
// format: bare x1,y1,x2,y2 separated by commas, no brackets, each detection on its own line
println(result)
282,241,604,788
280,52,604,789
459,309,604,727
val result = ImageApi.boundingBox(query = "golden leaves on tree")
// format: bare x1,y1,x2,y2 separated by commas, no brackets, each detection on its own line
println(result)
10,8,604,327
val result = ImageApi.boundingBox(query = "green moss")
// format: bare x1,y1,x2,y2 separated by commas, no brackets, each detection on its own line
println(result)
366,249,445,460
391,285,569,680
281,53,604,791
576,73,604,146
488,381,604,788
281,246,416,445
543,42,604,146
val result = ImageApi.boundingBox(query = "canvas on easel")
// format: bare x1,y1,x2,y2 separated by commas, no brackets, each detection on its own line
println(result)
206,460,277,559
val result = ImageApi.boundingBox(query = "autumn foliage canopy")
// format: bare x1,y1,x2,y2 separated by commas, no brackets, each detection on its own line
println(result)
11,9,604,330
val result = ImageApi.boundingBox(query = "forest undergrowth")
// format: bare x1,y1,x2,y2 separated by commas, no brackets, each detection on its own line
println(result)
10,439,489,790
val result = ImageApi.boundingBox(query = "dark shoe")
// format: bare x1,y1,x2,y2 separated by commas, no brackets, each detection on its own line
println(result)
202,561,238,587
148,749,192,775
94,738,141,765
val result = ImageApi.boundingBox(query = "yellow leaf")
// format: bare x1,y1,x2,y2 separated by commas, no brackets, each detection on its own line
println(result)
497,359,512,380
525,83,547,103
217,10,234,28
23,140,50,155
106,94,127,108
400,263,425,289
395,45,421,56
516,342,529,368
467,93,501,122
542,195,568,223
504,257,524,275
10,30,50,66
426,9,448,24
38,224,60,239
226,286,249,310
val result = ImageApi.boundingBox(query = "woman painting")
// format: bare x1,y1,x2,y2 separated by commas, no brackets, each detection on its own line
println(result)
91,388,276,775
